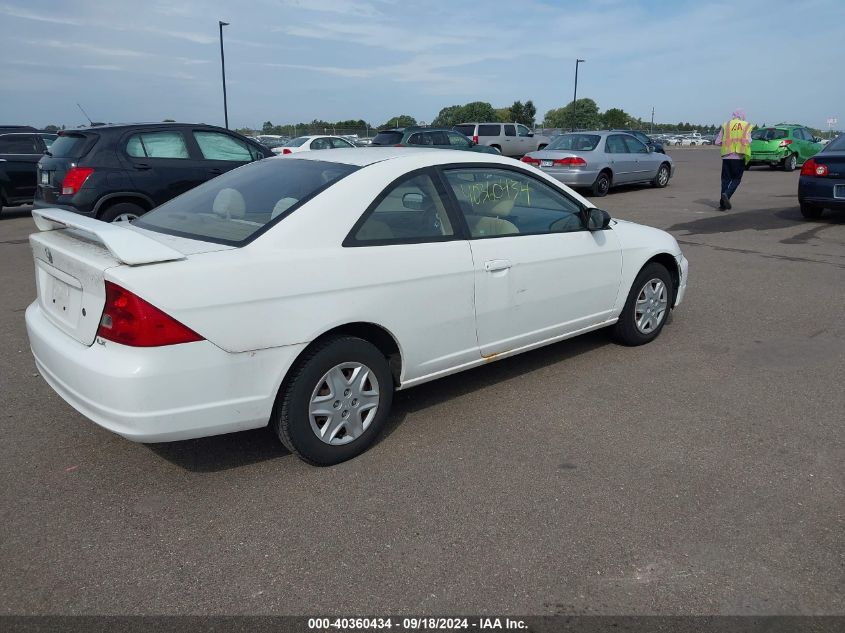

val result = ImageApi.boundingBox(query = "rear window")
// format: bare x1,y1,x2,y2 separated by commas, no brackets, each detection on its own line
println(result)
752,128,788,141
478,124,501,136
453,125,475,137
824,135,845,151
134,159,358,245
48,134,88,158
284,137,310,147
546,134,601,151
371,131,404,146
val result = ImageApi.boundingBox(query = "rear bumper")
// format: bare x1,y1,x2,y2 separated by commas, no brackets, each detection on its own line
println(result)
538,168,600,187
799,177,845,208
26,302,306,442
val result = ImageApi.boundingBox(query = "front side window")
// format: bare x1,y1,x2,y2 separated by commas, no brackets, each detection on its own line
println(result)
447,132,471,148
135,159,357,245
605,135,629,154
194,131,254,161
623,136,649,153
517,125,531,137
126,131,189,159
350,172,454,244
442,168,584,238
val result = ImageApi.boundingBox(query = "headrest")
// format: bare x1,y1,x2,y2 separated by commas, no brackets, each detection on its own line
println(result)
212,188,246,219
271,197,298,219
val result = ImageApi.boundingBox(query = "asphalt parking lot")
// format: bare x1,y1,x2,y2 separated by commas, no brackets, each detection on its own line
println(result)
1,147,843,616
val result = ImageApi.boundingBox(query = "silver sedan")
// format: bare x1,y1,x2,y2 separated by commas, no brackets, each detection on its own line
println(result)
521,131,674,197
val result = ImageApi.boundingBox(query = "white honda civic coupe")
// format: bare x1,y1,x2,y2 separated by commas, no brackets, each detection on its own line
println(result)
26,148,688,465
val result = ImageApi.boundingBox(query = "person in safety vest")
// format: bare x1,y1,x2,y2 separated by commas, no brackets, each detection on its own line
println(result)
714,109,754,210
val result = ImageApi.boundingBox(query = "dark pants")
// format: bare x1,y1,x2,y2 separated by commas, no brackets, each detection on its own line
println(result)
721,158,745,199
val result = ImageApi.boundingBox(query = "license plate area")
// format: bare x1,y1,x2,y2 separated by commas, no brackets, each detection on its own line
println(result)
834,184,845,199
36,261,83,329
541,160,553,167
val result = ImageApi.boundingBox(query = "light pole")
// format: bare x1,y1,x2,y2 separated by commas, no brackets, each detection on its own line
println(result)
571,59,585,131
218,21,230,129
651,107,655,134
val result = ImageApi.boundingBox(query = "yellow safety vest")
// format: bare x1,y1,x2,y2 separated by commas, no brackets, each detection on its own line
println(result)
721,118,753,159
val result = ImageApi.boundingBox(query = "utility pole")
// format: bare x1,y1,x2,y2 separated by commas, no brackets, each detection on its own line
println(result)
218,21,230,129
572,59,585,131
651,107,655,134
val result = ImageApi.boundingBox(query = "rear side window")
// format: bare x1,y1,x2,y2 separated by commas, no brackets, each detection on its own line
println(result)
504,125,516,137
478,124,500,136
194,131,254,161
135,159,358,245
0,134,40,153
48,134,88,158
126,131,189,159
371,131,404,146
453,124,475,137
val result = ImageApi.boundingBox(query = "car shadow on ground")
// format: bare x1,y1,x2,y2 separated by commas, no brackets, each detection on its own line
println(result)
668,205,845,236
146,330,614,472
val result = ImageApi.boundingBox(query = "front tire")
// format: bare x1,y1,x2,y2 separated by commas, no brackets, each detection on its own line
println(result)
651,163,670,188
272,336,394,466
591,171,611,197
783,153,797,172
613,263,673,346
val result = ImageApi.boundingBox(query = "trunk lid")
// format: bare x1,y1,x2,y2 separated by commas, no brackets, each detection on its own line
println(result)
29,208,191,346
813,151,845,177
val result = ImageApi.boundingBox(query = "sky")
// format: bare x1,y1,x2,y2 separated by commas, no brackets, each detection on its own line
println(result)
1,0,843,131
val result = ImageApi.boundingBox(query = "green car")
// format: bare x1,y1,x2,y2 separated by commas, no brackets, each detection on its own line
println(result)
370,127,500,154
748,124,823,171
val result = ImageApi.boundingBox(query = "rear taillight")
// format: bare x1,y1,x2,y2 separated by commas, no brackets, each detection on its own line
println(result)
282,148,292,155
96,281,204,347
800,158,828,177
61,167,94,195
472,135,479,145
779,139,793,147
553,157,587,167
521,156,541,165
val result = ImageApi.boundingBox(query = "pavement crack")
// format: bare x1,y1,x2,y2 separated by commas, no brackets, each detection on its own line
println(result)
676,239,845,269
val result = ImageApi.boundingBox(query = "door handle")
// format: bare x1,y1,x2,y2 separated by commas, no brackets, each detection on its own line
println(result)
134,163,151,170
484,259,512,272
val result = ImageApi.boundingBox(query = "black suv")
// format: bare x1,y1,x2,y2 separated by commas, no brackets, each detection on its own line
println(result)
34,123,272,222
1,125,49,211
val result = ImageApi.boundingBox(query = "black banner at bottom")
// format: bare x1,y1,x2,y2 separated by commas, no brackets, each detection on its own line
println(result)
0,616,842,633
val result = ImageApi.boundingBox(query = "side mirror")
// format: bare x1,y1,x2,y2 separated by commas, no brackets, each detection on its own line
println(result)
402,192,425,210
586,208,611,230
527,132,534,137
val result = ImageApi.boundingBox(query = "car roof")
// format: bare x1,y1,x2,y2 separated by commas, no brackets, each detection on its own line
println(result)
60,122,234,133
284,146,510,168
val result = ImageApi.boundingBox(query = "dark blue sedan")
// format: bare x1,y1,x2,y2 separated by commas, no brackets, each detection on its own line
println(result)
798,134,845,219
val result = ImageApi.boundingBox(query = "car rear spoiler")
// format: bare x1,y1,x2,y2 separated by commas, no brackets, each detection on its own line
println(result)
32,208,185,266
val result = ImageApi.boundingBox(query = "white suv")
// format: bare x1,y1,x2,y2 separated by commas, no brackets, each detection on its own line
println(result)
453,123,551,157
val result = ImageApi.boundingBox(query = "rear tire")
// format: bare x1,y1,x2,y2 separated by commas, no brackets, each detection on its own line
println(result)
272,336,394,466
612,263,673,346
783,153,797,172
799,202,823,219
591,171,611,197
99,201,146,223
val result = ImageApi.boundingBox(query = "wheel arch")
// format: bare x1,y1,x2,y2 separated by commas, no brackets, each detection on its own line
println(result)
93,192,155,218
643,252,680,307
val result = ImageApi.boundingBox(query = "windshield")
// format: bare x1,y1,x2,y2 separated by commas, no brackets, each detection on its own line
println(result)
371,131,404,146
752,128,788,141
134,159,358,245
546,134,601,151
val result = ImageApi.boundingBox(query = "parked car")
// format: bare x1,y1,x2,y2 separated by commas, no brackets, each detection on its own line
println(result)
33,123,272,223
272,135,356,154
26,147,688,465
797,133,845,219
611,130,665,154
1,128,49,210
749,124,823,171
256,135,290,149
369,127,499,154
452,123,551,157
521,131,674,197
